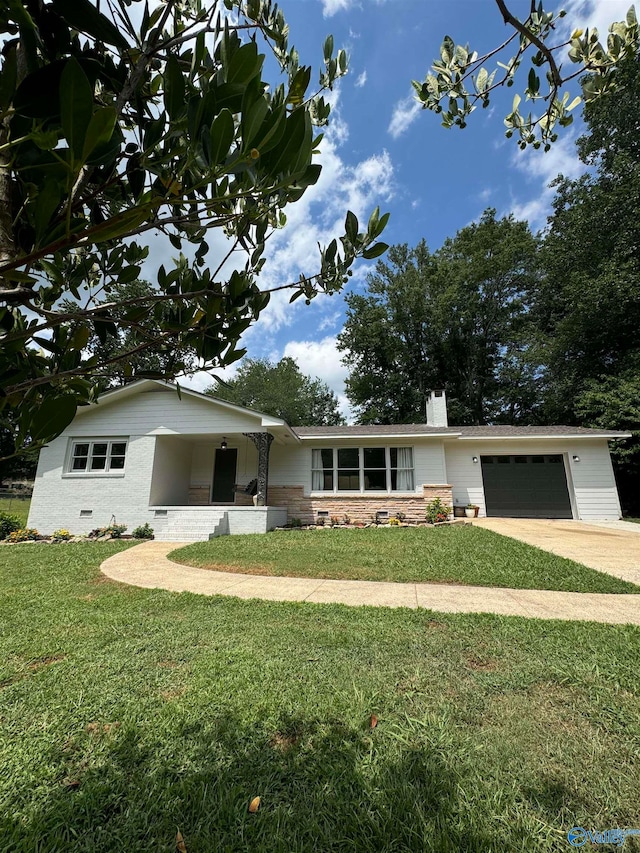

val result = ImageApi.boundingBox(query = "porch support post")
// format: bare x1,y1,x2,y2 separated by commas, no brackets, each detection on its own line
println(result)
243,432,274,506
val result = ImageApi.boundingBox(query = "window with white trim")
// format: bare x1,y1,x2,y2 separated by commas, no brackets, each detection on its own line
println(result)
311,447,414,492
67,440,127,474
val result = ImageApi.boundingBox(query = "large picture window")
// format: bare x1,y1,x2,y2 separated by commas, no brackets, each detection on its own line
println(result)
311,447,414,492
67,439,127,474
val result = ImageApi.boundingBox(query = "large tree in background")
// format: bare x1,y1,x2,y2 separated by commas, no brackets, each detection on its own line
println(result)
61,279,200,391
536,52,640,421
338,241,439,425
207,357,345,426
534,52,640,513
338,211,540,425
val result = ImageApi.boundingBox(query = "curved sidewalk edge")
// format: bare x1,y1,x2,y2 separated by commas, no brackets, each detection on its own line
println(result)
100,541,640,626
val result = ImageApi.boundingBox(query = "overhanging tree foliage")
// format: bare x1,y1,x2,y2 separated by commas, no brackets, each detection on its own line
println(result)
60,278,201,391
338,211,540,425
0,0,387,454
208,356,345,425
418,1,639,149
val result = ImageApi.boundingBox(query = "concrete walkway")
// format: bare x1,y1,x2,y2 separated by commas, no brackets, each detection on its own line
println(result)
101,538,640,626
474,518,640,585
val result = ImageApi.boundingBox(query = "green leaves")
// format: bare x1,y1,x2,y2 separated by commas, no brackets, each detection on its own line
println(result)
83,108,117,162
60,58,94,161
227,42,264,85
164,56,186,120
417,4,640,149
52,0,129,50
362,243,388,260
0,0,388,459
345,211,358,243
22,395,77,444
241,98,269,150
209,109,235,165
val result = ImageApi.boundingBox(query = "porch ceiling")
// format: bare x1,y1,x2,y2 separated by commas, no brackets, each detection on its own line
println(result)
155,426,297,446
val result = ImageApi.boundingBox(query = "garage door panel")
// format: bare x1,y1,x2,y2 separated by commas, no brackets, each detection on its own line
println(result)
481,455,572,518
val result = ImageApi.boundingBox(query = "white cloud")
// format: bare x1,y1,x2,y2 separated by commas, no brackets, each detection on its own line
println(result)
355,70,367,88
321,0,358,17
561,0,634,39
283,336,353,420
507,133,587,230
237,98,395,340
183,362,240,394
387,94,421,139
319,310,343,332
187,335,354,418
511,132,584,183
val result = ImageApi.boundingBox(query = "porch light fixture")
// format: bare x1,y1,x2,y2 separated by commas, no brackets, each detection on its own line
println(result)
472,456,479,464
220,437,228,451
572,455,580,462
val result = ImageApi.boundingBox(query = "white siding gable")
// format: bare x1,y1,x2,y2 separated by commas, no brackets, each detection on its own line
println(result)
69,387,263,436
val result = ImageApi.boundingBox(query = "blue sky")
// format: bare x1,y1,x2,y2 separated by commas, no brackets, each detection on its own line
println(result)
183,0,632,417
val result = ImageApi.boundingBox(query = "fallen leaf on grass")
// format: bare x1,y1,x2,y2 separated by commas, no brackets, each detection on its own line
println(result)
176,830,187,852
248,796,261,813
370,714,378,729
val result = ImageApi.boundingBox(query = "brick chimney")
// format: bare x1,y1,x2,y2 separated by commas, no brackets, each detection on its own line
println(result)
426,389,448,427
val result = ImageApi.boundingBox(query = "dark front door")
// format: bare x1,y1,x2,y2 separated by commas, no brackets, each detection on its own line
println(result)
481,454,573,518
212,448,237,503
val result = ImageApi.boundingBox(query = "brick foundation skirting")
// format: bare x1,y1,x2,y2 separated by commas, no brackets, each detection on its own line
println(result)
265,485,453,525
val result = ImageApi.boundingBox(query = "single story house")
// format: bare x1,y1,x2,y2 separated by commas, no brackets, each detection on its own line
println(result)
28,380,630,540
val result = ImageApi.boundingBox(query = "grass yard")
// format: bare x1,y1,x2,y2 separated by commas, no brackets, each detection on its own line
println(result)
0,496,31,527
1,544,640,852
172,525,639,594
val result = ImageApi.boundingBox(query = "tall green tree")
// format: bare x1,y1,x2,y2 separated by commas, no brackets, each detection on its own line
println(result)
575,372,640,515
208,357,345,426
535,53,640,513
536,53,640,421
338,211,540,425
0,0,387,456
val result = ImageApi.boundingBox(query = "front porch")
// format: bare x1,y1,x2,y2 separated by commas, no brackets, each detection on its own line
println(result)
150,505,288,541
148,429,292,540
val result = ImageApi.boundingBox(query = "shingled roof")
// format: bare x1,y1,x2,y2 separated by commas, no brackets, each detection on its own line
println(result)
292,424,630,439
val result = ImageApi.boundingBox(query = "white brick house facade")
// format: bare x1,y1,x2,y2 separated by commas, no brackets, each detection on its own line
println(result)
28,381,629,540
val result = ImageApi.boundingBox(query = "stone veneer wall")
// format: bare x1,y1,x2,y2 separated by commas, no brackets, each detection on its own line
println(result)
265,485,453,524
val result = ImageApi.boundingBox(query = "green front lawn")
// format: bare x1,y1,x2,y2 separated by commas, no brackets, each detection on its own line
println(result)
1,543,640,852
172,525,638,594
0,496,31,527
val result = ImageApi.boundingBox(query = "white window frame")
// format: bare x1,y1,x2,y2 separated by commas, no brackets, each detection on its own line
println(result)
63,438,128,477
311,446,415,494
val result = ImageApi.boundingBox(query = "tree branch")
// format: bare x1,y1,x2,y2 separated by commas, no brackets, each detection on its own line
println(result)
494,0,562,86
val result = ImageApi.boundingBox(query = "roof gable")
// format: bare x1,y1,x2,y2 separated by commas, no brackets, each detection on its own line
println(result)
68,379,299,442
76,379,287,426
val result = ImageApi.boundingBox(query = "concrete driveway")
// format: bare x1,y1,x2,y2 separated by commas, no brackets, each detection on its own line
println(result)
473,519,640,585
